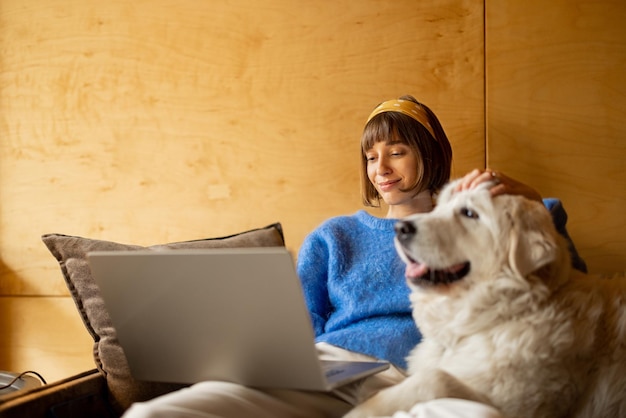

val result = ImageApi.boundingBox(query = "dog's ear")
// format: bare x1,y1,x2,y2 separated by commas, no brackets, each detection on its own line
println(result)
507,197,560,277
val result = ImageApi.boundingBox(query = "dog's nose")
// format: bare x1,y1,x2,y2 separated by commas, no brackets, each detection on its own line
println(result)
394,220,417,245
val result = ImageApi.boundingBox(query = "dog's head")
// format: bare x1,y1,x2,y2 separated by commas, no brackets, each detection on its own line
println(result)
394,179,571,297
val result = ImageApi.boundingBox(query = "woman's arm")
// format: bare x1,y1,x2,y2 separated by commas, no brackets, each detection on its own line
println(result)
296,232,333,336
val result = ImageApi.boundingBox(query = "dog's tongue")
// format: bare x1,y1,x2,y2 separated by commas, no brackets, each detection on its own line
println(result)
405,261,467,279
405,261,428,279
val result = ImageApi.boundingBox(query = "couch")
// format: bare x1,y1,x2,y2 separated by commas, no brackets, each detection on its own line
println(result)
0,223,285,418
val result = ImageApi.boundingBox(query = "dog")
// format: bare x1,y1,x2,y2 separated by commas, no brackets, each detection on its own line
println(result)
345,180,626,418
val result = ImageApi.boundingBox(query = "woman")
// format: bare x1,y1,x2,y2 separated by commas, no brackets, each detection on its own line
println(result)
124,95,585,418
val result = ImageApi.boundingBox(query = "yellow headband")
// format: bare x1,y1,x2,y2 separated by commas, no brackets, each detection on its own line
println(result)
366,99,435,138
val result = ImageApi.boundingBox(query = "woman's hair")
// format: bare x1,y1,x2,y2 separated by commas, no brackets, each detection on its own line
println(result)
360,95,453,207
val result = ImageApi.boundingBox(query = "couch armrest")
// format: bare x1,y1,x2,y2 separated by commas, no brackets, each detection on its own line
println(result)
0,369,117,418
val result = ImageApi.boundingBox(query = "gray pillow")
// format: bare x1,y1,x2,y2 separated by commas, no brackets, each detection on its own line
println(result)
41,223,285,413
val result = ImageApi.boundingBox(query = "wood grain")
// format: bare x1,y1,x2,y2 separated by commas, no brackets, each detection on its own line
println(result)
486,0,626,274
0,0,484,378
0,0,484,296
0,296,94,383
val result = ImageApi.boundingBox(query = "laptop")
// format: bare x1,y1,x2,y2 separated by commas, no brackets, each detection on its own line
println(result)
87,247,389,391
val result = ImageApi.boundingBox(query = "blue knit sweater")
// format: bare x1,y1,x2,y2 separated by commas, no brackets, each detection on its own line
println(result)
296,200,586,370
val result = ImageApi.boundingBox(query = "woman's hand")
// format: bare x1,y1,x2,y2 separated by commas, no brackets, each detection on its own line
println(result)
455,168,543,202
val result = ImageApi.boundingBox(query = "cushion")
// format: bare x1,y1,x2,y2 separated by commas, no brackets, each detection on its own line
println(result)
41,223,285,413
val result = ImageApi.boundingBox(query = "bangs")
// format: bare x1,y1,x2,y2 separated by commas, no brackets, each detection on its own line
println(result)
361,114,408,152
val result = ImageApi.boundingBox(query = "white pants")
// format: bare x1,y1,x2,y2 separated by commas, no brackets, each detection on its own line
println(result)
390,398,503,418
123,343,502,418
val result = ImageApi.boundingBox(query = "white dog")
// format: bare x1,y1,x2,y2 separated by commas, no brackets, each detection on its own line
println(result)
345,180,626,418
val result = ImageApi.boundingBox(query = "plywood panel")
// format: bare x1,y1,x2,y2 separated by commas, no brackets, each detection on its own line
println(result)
1,0,484,379
486,0,626,274
1,0,485,296
0,296,94,383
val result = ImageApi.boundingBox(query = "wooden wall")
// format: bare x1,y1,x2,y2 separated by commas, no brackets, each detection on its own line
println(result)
1,0,624,383
486,0,626,274
1,0,484,383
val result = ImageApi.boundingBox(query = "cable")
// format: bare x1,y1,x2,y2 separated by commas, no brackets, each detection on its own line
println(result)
0,370,47,390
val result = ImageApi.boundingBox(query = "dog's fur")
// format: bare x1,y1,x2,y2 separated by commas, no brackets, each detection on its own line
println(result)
345,180,626,418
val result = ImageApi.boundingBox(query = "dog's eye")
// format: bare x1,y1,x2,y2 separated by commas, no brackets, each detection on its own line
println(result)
460,207,479,219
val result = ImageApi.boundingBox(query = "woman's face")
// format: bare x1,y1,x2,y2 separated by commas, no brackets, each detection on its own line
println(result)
365,140,420,206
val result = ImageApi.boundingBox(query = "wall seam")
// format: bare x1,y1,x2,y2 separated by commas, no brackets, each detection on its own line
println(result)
483,0,488,169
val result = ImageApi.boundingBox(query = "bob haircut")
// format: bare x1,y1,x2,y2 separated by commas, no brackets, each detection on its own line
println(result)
360,96,453,207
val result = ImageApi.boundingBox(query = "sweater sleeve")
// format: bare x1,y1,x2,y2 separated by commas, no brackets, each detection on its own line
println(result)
296,231,332,336
542,198,588,273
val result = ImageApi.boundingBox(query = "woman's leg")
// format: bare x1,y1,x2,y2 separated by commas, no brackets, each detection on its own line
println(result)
123,343,406,418
124,380,348,418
